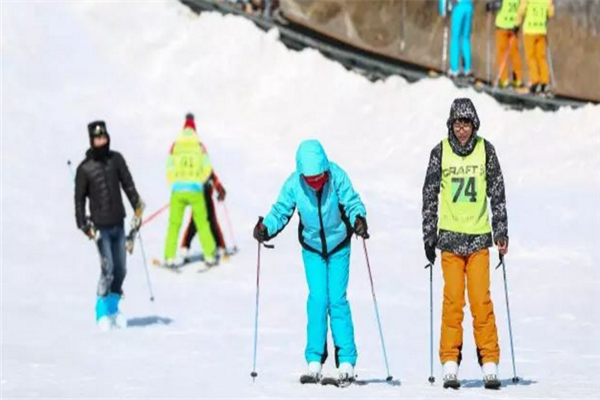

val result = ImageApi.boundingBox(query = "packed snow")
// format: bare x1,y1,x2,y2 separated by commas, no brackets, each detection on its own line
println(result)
2,1,599,398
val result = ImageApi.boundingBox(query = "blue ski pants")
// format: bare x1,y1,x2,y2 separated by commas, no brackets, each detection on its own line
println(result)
302,244,357,366
449,1,473,74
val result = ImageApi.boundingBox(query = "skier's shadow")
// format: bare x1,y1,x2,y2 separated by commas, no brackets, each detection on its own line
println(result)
460,378,537,388
356,378,402,387
127,316,173,327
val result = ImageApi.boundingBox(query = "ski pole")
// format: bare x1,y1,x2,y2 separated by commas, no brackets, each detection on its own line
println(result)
495,254,519,383
486,11,492,84
67,160,75,180
546,36,556,88
400,0,406,52
362,238,393,382
251,237,274,382
221,201,238,251
424,262,435,384
137,232,155,302
141,203,169,228
493,35,515,89
441,16,449,74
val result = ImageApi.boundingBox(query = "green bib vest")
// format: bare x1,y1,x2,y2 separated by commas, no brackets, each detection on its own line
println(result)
439,138,491,234
524,0,550,35
167,129,212,184
496,0,519,29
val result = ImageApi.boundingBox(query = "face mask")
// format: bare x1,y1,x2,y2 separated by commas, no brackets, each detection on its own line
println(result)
303,172,328,191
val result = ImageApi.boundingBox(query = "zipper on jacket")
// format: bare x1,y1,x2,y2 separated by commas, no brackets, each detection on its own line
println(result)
316,189,328,255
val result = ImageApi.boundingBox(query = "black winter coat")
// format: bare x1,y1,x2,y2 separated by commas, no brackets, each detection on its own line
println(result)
75,150,140,229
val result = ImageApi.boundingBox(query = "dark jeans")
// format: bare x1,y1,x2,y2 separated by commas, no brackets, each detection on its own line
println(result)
96,222,126,297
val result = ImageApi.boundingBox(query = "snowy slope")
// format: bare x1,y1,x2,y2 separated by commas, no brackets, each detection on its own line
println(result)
2,1,599,399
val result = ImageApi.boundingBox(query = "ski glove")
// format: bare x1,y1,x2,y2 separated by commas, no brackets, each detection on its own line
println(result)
81,219,97,240
354,216,370,239
253,217,269,243
485,0,501,12
135,199,146,217
216,184,226,202
424,238,437,264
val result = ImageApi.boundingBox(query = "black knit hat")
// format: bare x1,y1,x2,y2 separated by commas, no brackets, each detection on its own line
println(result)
446,98,480,130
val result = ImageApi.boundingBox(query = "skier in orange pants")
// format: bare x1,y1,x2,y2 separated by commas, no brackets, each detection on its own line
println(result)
422,98,509,390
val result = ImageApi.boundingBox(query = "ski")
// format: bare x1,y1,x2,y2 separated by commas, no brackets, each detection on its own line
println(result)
125,227,139,254
484,378,501,390
320,376,355,388
299,374,320,384
151,258,183,273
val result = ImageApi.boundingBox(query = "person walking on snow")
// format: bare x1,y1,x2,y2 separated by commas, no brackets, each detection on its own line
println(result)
179,115,229,260
75,120,144,330
486,0,526,91
515,0,555,95
440,0,474,81
164,113,219,268
253,140,369,385
422,98,509,390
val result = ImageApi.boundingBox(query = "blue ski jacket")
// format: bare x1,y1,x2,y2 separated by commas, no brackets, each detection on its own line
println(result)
263,140,366,257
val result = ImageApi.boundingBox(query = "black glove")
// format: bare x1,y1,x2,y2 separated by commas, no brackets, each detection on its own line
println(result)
485,0,501,12
512,25,520,34
253,217,268,243
354,216,370,239
216,184,227,202
81,218,97,240
424,238,437,264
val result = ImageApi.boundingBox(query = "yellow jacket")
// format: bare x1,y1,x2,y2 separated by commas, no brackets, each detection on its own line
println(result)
516,0,555,34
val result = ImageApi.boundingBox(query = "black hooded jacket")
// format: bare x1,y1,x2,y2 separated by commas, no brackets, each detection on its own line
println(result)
75,149,140,230
421,98,509,256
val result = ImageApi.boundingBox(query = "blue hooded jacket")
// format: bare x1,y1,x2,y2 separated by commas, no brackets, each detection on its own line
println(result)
263,140,366,257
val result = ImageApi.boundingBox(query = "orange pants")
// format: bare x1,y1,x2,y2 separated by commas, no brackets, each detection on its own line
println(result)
440,249,500,365
524,34,550,85
495,29,523,85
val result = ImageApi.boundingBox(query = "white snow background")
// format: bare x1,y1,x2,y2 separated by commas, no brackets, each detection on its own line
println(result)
2,1,599,399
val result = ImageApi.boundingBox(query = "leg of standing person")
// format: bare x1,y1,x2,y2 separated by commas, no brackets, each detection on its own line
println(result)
496,29,510,86
460,2,474,75
181,217,197,251
449,8,462,76
466,249,500,365
440,251,467,365
189,191,216,259
95,228,115,320
110,222,127,296
524,34,539,89
302,249,330,365
509,31,524,86
536,35,550,86
164,192,188,262
327,245,357,367
204,185,227,250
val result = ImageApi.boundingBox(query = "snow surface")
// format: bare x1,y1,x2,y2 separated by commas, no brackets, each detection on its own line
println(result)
2,1,600,399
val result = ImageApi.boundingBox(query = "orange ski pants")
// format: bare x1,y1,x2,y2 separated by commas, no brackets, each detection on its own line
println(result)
496,29,523,84
440,249,500,365
524,34,550,85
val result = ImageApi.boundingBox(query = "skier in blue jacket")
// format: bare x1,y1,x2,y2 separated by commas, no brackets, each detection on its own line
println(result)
253,140,369,385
